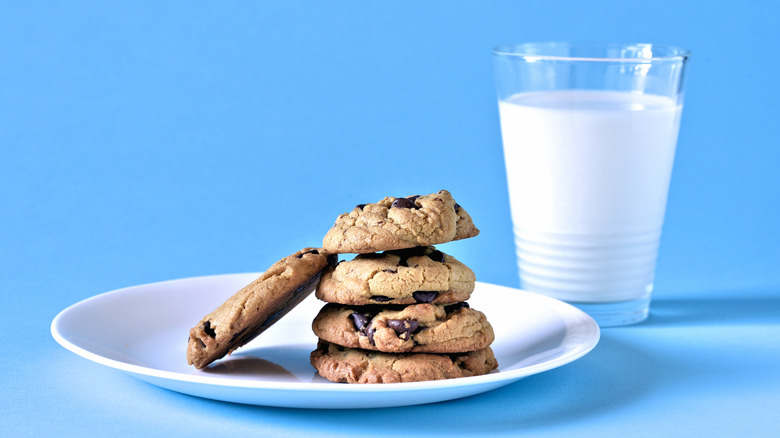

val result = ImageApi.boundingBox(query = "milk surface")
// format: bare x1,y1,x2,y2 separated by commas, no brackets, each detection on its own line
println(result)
498,90,682,302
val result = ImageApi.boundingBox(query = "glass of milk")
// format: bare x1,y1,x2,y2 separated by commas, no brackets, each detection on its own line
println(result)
493,42,690,326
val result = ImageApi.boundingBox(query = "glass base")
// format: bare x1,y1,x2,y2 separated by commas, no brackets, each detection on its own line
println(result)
568,294,651,327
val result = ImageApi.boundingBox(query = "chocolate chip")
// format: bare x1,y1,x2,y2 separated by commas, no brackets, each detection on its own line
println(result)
390,197,416,209
350,311,378,345
296,249,320,258
350,312,370,331
444,302,470,313
387,319,419,340
370,295,392,302
407,195,421,203
366,326,376,345
203,321,216,338
386,319,405,333
386,320,401,331
382,269,398,274
454,203,461,212
356,204,367,210
428,250,445,263
412,291,437,303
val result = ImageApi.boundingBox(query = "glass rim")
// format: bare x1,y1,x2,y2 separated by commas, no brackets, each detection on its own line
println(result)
493,42,691,62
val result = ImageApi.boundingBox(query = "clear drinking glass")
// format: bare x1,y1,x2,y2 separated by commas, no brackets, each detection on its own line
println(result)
493,42,690,326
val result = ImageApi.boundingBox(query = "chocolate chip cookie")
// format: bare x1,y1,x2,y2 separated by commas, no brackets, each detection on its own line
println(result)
312,302,494,353
322,190,479,254
315,246,475,305
310,340,498,383
187,248,336,369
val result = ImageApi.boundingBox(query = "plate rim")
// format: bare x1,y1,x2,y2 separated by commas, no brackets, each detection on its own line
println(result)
51,273,600,396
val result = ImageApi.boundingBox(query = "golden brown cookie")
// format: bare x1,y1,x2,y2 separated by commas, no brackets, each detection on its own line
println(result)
315,246,475,305
322,190,479,254
312,302,494,353
187,248,337,369
310,340,498,383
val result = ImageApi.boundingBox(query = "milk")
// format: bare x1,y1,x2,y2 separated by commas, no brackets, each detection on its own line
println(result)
498,90,682,303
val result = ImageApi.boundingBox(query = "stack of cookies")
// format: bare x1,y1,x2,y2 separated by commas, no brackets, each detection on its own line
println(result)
185,189,497,384
310,190,498,383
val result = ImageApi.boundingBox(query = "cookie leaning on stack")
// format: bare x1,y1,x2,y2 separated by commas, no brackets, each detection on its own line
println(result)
310,190,498,383
186,248,336,369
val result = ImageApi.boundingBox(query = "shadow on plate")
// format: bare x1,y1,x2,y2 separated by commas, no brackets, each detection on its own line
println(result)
198,345,316,383
201,357,298,381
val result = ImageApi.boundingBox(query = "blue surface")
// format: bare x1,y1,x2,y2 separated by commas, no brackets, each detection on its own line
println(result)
2,1,779,437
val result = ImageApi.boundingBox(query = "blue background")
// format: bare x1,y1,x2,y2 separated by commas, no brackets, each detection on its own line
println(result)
2,1,779,437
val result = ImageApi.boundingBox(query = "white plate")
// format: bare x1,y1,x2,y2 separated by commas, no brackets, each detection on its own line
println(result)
51,274,599,409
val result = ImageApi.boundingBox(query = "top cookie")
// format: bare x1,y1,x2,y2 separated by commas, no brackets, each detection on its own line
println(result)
322,190,479,254
187,248,336,369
